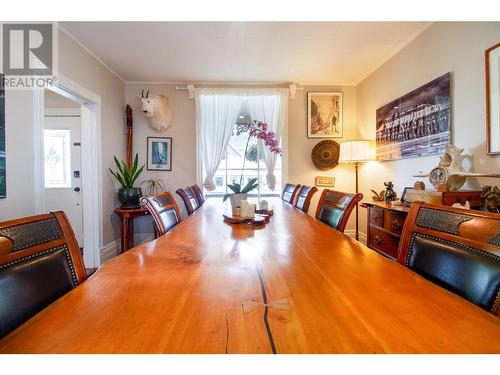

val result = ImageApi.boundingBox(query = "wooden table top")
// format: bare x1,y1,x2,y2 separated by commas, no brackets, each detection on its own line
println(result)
1,198,499,354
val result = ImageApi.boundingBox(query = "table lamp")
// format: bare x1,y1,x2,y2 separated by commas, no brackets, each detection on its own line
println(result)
339,140,376,241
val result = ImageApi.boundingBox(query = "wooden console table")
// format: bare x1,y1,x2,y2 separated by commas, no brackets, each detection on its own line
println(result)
113,207,150,253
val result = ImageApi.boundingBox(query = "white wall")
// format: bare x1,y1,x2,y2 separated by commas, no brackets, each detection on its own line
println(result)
356,22,500,238
288,85,359,235
0,28,125,250
45,90,80,108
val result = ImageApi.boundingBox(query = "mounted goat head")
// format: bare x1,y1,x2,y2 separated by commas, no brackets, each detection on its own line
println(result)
139,90,173,132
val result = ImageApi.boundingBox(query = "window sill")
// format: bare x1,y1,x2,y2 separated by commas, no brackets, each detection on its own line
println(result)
205,193,280,198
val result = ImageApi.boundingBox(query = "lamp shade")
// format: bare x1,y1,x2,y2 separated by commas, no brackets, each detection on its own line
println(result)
339,140,376,163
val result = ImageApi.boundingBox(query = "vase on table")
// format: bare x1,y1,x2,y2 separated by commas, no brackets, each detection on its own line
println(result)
229,193,247,216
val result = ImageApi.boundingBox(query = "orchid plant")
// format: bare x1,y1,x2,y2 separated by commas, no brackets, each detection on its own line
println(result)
223,121,282,202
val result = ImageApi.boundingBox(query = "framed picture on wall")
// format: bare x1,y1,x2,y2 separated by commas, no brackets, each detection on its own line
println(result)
147,137,172,171
307,92,343,138
315,176,335,187
0,73,6,198
375,72,451,161
486,42,500,155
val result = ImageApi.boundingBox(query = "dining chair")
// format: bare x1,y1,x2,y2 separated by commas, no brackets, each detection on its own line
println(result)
140,192,182,236
315,189,363,233
282,183,301,205
176,186,200,215
190,184,205,207
294,185,318,213
397,201,500,316
0,211,87,338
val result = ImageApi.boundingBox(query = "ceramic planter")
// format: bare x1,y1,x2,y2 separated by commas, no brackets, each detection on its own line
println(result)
229,193,248,215
118,187,142,209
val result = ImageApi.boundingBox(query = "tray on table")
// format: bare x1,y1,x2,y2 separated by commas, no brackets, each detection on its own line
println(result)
222,213,271,227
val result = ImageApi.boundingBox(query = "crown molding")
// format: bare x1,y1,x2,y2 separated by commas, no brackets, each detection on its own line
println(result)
58,24,127,84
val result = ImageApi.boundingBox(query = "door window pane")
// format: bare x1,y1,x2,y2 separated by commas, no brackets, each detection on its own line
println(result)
44,129,71,188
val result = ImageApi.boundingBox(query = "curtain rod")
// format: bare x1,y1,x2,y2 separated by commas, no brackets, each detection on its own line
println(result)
175,84,302,99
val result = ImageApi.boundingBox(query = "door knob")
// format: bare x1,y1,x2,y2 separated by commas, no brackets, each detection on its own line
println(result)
74,187,81,192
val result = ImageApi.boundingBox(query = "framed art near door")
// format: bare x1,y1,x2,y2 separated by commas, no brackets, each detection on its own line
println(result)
307,92,343,138
486,42,500,155
147,137,172,171
0,73,5,198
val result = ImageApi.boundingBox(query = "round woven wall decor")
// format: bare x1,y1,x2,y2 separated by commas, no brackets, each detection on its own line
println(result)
311,140,340,171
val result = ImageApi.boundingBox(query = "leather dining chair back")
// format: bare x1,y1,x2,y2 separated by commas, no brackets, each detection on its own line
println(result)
0,211,87,338
140,192,182,236
176,187,200,215
315,189,363,233
398,201,500,316
190,184,205,206
294,185,318,213
282,183,301,205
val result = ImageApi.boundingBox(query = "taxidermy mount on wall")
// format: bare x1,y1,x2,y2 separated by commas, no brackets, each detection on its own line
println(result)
139,90,173,132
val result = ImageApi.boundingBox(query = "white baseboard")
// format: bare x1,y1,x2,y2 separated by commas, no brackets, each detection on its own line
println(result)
100,240,119,264
344,230,367,245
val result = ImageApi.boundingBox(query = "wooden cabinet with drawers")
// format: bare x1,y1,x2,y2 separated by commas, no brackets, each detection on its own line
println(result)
363,202,409,260
363,190,484,260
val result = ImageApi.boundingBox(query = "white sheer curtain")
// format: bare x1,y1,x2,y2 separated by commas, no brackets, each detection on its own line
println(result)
195,88,243,191
246,88,289,191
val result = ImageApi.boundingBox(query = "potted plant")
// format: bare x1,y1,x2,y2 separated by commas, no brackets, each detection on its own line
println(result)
224,177,259,208
109,153,145,208
141,178,167,196
223,121,281,209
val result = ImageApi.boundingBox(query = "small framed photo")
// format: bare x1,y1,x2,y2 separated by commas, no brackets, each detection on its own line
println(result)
147,137,172,171
315,176,335,187
400,187,413,203
307,92,343,138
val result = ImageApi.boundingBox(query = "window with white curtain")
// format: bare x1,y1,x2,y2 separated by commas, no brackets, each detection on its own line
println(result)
196,87,288,196
205,124,282,196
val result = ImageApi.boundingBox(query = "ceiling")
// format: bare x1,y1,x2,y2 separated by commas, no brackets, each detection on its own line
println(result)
61,22,431,85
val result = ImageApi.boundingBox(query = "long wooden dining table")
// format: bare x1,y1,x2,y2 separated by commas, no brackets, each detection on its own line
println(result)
1,198,499,354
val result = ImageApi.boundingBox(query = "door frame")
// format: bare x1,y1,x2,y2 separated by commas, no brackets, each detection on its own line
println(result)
33,74,103,268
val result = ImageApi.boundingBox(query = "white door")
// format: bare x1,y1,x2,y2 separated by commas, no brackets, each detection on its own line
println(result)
43,116,84,247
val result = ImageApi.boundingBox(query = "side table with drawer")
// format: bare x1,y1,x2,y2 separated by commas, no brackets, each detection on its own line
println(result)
362,202,409,260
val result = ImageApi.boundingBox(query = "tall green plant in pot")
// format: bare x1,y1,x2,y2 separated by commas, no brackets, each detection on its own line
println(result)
109,153,145,208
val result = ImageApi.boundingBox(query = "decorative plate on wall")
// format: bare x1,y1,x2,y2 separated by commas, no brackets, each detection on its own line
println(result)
311,140,340,171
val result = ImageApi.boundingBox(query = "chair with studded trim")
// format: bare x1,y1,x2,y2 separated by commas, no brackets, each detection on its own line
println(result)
294,185,318,213
282,183,301,205
176,186,200,215
397,202,500,316
0,211,87,338
140,192,182,236
315,189,363,233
